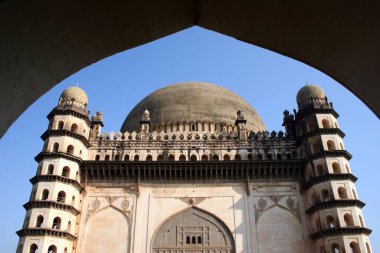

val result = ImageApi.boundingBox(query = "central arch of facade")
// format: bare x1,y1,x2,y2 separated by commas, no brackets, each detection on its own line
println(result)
152,207,235,253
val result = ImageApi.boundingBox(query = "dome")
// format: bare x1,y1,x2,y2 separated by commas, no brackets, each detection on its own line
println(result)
296,85,325,104
60,86,88,105
121,82,266,132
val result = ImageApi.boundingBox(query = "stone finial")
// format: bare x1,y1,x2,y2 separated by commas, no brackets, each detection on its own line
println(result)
91,111,103,122
142,108,150,121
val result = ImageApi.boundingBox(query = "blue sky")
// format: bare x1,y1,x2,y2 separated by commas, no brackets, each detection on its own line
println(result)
1,27,378,252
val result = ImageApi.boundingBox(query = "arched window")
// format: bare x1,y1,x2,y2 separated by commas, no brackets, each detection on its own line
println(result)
340,142,344,150
321,189,330,202
257,153,263,160
35,215,44,227
247,153,253,160
71,196,76,206
58,121,64,130
186,236,190,244
47,164,54,175
197,236,202,244
331,243,340,253
29,244,38,253
157,154,163,161
338,187,348,199
67,221,72,233
134,155,139,161
104,154,110,161
168,154,175,161
201,154,208,161
124,154,129,161
266,153,273,160
332,162,341,173
322,119,330,128
52,143,59,152
66,145,74,155
235,154,241,161
52,217,61,229
114,154,120,161
71,123,78,133
179,154,186,161
95,154,100,161
64,248,68,253
345,164,351,173
57,191,66,203
276,153,282,160
223,154,230,161
350,242,361,253
312,143,320,153
316,164,324,176
366,242,371,253
146,155,152,161
344,213,354,227
47,245,57,253
191,236,196,244
286,153,292,160
62,166,70,177
327,140,336,151
190,154,197,161
326,215,335,229
212,154,219,161
75,171,79,181
41,189,49,200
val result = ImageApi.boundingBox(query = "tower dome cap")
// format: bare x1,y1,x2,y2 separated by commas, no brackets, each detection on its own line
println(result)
60,86,88,105
296,84,325,104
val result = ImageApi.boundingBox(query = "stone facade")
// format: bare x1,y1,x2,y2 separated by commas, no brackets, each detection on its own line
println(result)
17,82,372,253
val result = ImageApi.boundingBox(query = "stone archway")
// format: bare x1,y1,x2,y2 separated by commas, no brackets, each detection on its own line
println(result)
152,207,235,253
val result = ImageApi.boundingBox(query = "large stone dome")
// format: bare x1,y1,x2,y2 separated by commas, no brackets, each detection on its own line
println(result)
121,82,266,132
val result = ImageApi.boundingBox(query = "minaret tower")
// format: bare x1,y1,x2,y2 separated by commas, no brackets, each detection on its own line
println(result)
293,85,372,253
17,87,91,253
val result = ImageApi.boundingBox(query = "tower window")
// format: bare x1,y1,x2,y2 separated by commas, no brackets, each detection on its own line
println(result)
41,189,49,200
257,153,263,160
95,154,100,161
201,154,208,161
124,154,129,161
134,155,139,161
71,123,78,133
47,164,54,175
276,153,282,160
58,121,64,130
114,154,120,161
223,154,230,161
190,154,197,161
168,154,175,161
52,143,59,152
146,155,152,161
322,119,330,128
326,215,335,229
35,215,44,227
157,154,163,161
57,191,66,203
338,187,348,199
349,242,360,253
104,154,110,161
326,140,336,151
212,154,219,161
247,153,253,160
47,245,57,253
29,244,38,253
66,145,74,155
179,154,186,161
62,166,70,177
343,213,354,227
332,162,341,173
52,217,61,229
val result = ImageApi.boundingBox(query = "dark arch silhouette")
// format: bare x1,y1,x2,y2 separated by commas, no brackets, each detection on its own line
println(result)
152,207,235,253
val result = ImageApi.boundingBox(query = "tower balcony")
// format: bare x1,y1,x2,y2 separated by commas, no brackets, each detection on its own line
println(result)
310,226,371,240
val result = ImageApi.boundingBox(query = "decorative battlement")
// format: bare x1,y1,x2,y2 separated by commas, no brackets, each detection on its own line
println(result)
58,97,87,110
297,96,329,110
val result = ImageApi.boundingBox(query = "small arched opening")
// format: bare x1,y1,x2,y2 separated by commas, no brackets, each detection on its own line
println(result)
266,153,273,160
67,221,72,233
157,154,163,161
47,245,57,253
316,164,324,176
247,153,253,160
212,154,219,161
276,153,282,160
179,154,186,161
352,189,357,199
338,187,348,199
104,154,110,161
29,244,38,253
58,121,64,130
286,153,292,160
321,189,330,202
124,154,129,161
95,154,100,161
257,153,263,160
327,140,336,151
41,189,49,200
47,164,54,175
52,217,61,229
62,166,70,177
168,154,175,161
71,123,78,133
201,154,208,161
322,119,330,128
344,213,355,227
312,143,320,154
331,243,341,253
326,215,335,229
66,145,74,155
57,191,66,203
114,154,120,161
52,143,59,152
332,162,341,173
223,154,230,161
190,154,197,161
35,215,44,227
235,154,241,161
345,164,351,173
350,242,361,253
146,155,152,161
134,155,139,161
71,196,76,206
307,121,317,132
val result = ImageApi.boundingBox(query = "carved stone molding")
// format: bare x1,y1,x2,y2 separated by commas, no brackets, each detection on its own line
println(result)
177,197,207,206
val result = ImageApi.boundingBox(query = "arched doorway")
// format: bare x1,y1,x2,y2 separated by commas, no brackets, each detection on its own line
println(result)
152,207,235,253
